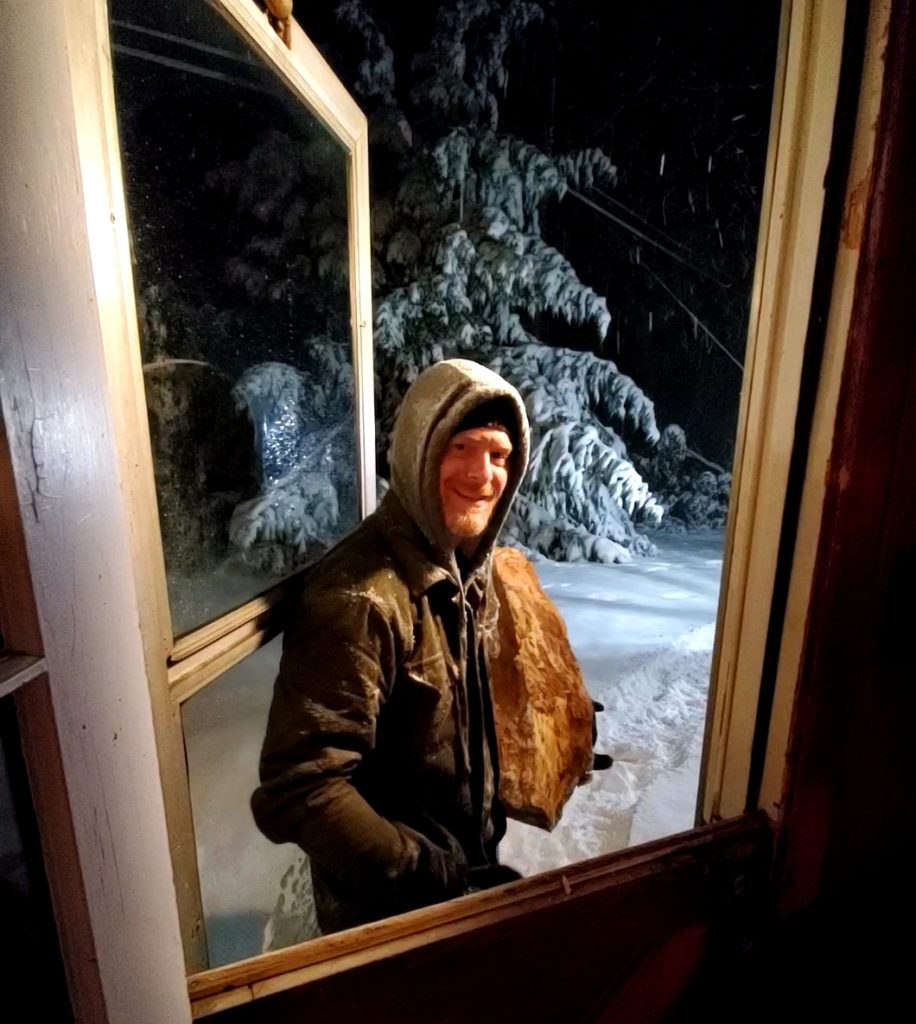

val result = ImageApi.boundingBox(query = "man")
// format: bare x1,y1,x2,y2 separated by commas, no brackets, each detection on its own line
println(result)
252,358,530,933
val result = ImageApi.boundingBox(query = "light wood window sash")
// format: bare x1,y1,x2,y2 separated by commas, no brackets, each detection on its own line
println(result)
699,0,848,823
93,0,374,970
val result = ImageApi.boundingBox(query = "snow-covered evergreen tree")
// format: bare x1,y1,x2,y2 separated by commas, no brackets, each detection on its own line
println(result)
192,0,749,566
333,0,669,561
636,425,730,533
229,346,358,573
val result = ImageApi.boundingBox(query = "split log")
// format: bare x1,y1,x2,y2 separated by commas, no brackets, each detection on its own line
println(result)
490,547,595,831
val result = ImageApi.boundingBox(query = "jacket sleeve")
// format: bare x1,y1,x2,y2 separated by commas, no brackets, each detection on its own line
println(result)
251,585,467,911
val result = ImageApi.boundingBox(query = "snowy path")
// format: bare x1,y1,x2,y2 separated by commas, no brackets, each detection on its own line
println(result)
500,530,724,873
184,529,724,965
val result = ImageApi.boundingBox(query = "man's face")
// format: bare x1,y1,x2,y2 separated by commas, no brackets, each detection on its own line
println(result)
438,425,513,553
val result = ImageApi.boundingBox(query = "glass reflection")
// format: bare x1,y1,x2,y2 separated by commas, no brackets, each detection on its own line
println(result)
110,0,357,636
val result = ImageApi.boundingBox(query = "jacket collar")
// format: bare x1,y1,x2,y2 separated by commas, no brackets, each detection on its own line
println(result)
376,491,490,599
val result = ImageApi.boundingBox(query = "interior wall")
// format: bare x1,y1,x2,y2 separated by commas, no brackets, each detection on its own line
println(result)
774,0,916,918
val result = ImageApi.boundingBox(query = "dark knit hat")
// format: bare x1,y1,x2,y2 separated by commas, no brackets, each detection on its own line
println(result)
453,397,518,444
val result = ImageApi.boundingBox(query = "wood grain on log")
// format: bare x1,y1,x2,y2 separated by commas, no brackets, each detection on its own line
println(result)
490,547,595,830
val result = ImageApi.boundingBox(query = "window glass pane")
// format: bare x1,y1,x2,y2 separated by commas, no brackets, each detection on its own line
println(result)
110,0,357,637
181,636,315,967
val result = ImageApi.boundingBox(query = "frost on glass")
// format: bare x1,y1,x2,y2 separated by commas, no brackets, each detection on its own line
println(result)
110,0,357,636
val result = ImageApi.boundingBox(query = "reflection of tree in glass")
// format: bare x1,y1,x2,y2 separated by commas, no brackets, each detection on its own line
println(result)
229,351,357,575
206,129,349,307
114,46,356,579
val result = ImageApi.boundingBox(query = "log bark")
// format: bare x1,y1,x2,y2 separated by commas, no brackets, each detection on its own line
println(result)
490,547,594,830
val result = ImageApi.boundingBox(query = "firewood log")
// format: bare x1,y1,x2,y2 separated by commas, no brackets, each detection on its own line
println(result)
490,547,595,831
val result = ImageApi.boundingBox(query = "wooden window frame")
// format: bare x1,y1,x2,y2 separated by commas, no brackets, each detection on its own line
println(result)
699,0,850,822
98,0,376,971
0,0,890,1018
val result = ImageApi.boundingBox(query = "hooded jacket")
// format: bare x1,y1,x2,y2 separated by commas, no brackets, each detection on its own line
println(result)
252,359,530,932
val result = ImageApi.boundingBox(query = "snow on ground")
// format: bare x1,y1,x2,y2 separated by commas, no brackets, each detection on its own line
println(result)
182,529,724,966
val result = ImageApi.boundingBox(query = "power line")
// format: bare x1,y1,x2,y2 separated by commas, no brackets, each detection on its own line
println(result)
589,184,696,259
646,262,745,374
566,188,731,287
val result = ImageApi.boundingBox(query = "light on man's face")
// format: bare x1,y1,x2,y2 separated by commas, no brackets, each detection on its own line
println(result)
438,426,513,552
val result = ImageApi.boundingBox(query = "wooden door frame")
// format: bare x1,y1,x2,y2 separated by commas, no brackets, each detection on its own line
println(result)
772,0,916,918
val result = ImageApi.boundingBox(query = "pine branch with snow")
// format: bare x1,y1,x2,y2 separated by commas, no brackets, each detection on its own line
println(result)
637,425,731,532
336,0,397,104
490,344,662,561
322,0,671,561
410,1,543,131
207,130,350,300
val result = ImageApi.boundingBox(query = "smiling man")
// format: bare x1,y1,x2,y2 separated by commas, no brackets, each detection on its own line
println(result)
252,359,530,933
439,419,513,553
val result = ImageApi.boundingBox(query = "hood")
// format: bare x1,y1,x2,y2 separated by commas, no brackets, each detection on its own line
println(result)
388,359,530,570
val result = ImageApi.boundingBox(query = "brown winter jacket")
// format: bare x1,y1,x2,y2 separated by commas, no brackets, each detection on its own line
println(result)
251,359,530,932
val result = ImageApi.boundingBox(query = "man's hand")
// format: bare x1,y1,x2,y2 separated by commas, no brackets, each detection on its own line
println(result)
587,700,614,774
395,823,469,909
467,863,523,892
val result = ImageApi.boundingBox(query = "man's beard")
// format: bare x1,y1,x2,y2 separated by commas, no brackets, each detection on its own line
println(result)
447,506,493,540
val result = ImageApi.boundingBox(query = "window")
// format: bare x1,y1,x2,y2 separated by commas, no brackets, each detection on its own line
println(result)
104,0,374,972
0,0,869,1015
105,0,851,988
